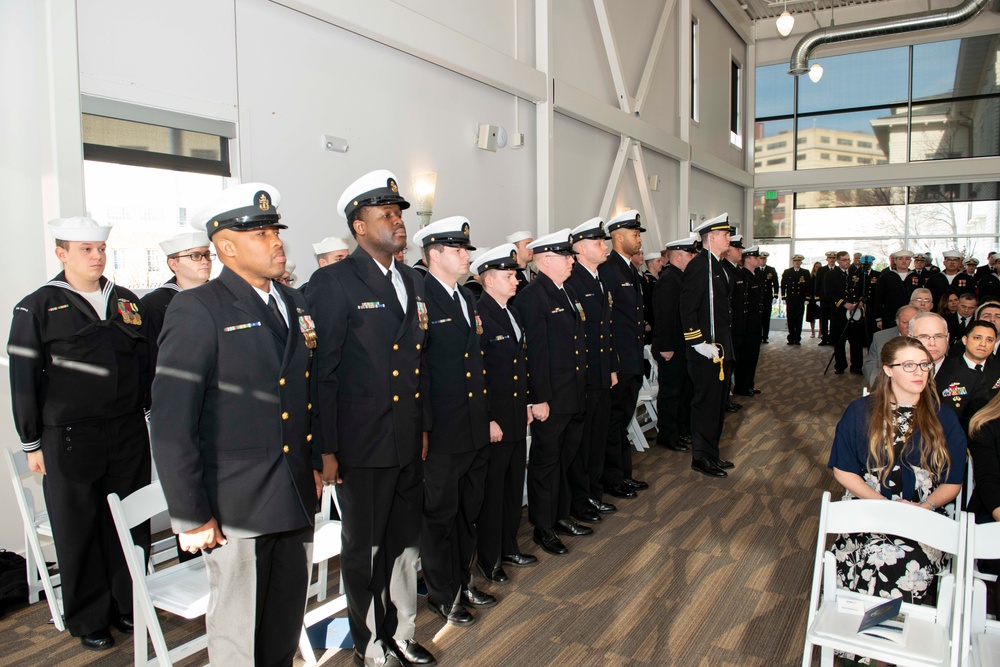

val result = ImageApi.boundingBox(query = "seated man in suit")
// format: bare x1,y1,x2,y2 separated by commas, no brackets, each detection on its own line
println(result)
945,293,979,346
909,311,988,431
863,305,917,386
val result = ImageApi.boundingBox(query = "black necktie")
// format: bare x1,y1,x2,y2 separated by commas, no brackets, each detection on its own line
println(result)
976,363,983,372
453,291,469,324
386,268,393,282
961,317,967,329
268,294,288,336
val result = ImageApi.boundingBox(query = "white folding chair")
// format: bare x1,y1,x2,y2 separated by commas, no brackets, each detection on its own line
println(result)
4,447,64,631
801,491,965,667
299,491,349,665
962,517,1000,667
107,482,209,667
309,484,344,603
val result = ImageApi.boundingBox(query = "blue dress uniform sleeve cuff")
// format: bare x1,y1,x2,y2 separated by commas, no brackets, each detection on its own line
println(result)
21,439,41,452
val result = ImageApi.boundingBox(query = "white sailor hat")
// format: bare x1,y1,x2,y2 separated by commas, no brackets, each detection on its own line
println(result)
607,209,646,233
744,246,762,257
412,216,476,250
506,230,533,244
890,249,914,259
47,216,111,242
643,252,661,262
337,169,410,221
942,249,964,259
665,236,700,252
471,244,520,275
159,231,210,256
528,229,576,256
189,183,284,238
729,234,744,249
569,217,607,244
312,236,350,255
693,213,734,236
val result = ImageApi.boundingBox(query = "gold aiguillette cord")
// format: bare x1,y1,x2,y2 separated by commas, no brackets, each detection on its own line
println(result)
712,343,725,381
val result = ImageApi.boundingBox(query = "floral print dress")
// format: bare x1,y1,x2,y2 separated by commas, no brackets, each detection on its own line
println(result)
831,406,948,604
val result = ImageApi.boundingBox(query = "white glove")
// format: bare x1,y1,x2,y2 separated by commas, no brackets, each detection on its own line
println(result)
693,342,719,360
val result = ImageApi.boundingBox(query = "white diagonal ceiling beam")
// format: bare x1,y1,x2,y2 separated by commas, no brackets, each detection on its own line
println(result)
631,142,663,250
634,0,676,115
592,0,633,114
600,137,634,221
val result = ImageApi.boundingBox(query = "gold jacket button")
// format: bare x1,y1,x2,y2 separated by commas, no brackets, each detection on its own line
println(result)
392,370,399,377
468,392,473,398
464,352,469,358
283,445,289,453
415,368,420,374
483,389,487,394
513,375,518,380
281,412,289,420
305,371,309,378
393,395,399,402
466,372,471,378
513,392,518,397
306,434,313,442
416,344,421,350
307,403,312,410
279,377,286,386
415,392,420,398
393,344,399,350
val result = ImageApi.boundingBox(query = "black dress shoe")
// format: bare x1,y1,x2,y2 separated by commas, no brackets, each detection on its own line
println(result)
762,339,769,344
713,457,735,470
533,527,569,555
733,390,755,397
554,518,594,537
501,552,538,567
390,639,437,666
587,497,617,513
80,628,114,651
461,585,498,607
658,440,689,451
113,613,134,634
678,434,693,445
427,600,475,626
725,403,740,413
571,508,601,523
477,560,508,583
850,369,862,375
752,388,762,394
834,369,845,375
623,477,648,490
604,483,637,499
691,458,727,478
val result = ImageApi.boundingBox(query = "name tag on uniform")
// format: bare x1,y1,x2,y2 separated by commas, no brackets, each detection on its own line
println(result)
224,321,262,332
358,301,385,310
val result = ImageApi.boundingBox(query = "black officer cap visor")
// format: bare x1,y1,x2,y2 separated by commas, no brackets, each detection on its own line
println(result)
422,233,476,252
533,245,577,256
477,259,519,274
608,220,646,233
344,187,411,221
570,229,607,243
208,206,286,238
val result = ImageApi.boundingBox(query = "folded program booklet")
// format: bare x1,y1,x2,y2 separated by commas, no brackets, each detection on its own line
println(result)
857,597,908,645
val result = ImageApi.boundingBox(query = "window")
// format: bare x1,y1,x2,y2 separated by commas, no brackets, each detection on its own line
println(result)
837,138,853,146
754,161,762,168
837,155,853,162
820,136,831,144
767,141,787,150
767,157,787,165
797,137,807,144
690,19,700,122
81,98,232,290
858,141,873,148
857,157,873,164
820,153,830,160
730,58,743,148
797,153,806,161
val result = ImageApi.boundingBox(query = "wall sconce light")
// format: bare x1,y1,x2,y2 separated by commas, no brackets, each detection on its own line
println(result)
808,62,824,83
776,0,794,37
412,172,437,228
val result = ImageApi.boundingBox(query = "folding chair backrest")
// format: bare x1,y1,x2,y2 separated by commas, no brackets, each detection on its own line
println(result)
822,496,963,555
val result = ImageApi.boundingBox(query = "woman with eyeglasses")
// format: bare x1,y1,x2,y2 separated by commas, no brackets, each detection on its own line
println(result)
828,336,966,616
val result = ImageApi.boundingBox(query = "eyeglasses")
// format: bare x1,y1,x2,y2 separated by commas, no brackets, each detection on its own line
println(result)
911,298,932,303
175,251,215,262
888,361,933,373
913,333,948,343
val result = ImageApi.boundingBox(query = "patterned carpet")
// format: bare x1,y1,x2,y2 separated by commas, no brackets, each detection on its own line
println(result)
0,332,861,666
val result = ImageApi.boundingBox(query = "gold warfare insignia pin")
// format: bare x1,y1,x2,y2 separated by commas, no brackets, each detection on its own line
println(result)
389,179,398,193
256,191,271,211
463,222,470,236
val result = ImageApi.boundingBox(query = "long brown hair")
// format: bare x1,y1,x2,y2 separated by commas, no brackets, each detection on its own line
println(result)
970,391,1000,437
866,336,950,484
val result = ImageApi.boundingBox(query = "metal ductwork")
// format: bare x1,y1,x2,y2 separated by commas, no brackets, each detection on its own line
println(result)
789,0,993,75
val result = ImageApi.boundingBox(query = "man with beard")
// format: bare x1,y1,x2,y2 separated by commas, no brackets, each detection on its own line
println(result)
652,236,699,452
564,218,619,523
152,184,322,665
305,170,435,667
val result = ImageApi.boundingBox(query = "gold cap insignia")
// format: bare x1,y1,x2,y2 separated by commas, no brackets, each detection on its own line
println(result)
599,221,605,231
635,214,641,222
256,191,271,211
463,222,470,236
389,179,398,193
510,250,517,261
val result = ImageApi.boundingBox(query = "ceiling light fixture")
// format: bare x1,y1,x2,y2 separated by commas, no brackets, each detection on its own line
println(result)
776,0,795,37
808,62,824,83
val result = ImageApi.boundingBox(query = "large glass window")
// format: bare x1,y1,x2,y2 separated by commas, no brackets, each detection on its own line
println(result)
754,35,1000,172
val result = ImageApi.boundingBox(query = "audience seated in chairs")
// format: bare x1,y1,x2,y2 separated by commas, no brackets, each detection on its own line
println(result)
828,336,967,665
